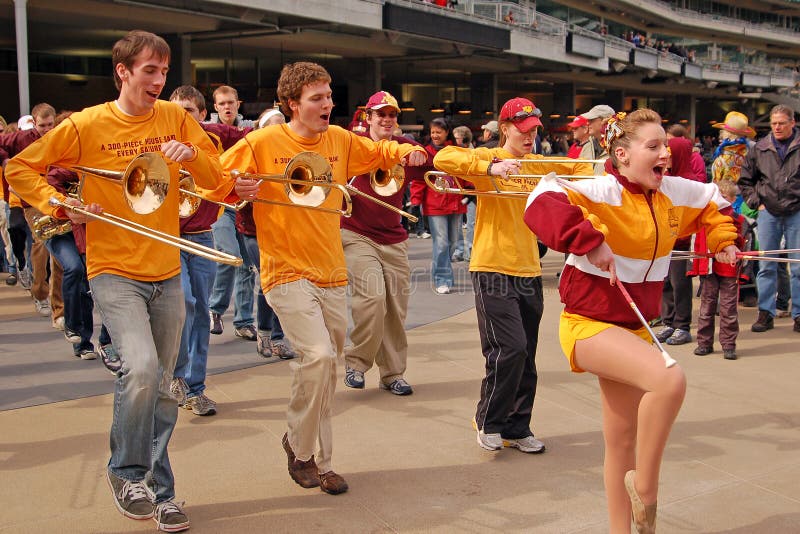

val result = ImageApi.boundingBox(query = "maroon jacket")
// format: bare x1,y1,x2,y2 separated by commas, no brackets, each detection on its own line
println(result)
46,167,86,253
1,129,42,207
409,142,466,217
340,132,432,245
180,123,251,234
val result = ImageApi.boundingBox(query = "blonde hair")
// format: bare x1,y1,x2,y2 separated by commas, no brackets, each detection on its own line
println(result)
717,178,739,199
608,109,663,167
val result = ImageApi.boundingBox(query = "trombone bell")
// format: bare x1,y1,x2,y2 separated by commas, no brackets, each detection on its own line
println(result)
285,152,333,207
73,152,170,215
370,164,404,196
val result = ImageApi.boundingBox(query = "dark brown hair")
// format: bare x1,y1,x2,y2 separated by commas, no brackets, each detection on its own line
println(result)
112,30,170,90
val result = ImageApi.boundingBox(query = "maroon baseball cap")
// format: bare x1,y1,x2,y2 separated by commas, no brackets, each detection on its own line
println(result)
499,97,542,133
365,91,400,112
567,116,589,128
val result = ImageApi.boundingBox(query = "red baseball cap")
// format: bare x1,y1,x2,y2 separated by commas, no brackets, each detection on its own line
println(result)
567,116,589,128
365,91,400,112
499,97,542,133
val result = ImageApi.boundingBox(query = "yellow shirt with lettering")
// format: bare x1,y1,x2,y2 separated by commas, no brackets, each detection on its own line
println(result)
5,100,224,281
221,123,425,292
434,146,593,277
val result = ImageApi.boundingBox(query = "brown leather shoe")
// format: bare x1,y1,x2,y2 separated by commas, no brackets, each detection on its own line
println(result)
282,433,319,488
319,471,349,495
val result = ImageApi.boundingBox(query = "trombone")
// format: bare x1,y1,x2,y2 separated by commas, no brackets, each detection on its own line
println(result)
49,197,242,266
424,170,596,198
343,165,418,222
72,152,170,215
59,152,242,265
229,151,353,217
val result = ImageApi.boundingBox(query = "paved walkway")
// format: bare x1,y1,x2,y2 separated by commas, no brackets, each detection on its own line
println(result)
1,240,799,533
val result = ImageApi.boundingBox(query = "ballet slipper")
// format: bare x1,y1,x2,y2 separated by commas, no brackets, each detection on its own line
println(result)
624,470,657,534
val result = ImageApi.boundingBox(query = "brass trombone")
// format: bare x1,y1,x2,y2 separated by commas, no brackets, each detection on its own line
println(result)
424,170,595,198
72,152,170,214
49,197,242,266
229,151,353,217
58,152,242,265
343,165,418,222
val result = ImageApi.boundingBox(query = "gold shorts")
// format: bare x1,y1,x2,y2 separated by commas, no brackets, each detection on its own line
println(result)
559,311,651,373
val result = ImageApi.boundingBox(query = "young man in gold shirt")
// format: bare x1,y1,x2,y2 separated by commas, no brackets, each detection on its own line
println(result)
228,62,426,495
6,30,224,532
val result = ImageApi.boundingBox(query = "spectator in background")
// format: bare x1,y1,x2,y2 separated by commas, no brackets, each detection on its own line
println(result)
453,126,474,149
739,104,800,333
567,115,590,159
667,124,706,181
579,104,616,174
207,85,255,128
480,120,499,148
655,137,707,346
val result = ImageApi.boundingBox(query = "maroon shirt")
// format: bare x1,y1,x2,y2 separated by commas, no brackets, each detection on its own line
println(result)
1,129,42,207
46,167,86,253
340,133,431,245
180,123,251,233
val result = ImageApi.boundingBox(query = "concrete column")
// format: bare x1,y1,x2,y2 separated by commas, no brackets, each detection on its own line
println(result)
552,83,576,115
470,73,497,116
605,90,625,113
162,34,191,98
13,0,29,116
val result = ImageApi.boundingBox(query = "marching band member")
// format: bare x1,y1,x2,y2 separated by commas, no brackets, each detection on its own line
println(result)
524,109,738,533
341,90,431,395
433,97,592,454
226,62,427,495
5,31,224,532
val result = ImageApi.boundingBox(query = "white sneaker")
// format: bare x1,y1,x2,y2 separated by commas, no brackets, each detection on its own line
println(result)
52,316,65,331
476,429,503,451
34,298,51,317
435,285,450,295
503,435,546,453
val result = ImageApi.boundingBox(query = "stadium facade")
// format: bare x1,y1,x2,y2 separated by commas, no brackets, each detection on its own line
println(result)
1,0,799,135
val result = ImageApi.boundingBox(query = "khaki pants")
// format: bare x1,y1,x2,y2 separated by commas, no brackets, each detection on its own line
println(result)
49,255,64,320
266,279,346,473
341,229,410,383
23,207,51,302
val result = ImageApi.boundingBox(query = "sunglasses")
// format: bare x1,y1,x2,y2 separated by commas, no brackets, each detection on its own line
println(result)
507,108,542,121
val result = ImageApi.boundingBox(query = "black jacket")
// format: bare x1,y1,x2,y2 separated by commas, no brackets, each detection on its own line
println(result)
739,128,800,216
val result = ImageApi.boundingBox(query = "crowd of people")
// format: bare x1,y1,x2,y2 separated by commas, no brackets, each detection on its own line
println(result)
2,27,798,534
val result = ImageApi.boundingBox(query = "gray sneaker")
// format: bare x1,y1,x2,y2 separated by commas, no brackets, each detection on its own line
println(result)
153,499,190,532
18,268,31,289
256,331,272,358
270,339,296,360
184,393,217,416
344,367,365,389
503,435,546,453
34,298,51,317
380,378,413,396
106,470,154,520
476,429,503,451
234,324,257,341
98,344,122,375
665,328,692,345
169,377,189,406
655,326,675,343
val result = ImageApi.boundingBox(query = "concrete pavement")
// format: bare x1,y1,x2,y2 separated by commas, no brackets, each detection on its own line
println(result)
1,239,799,533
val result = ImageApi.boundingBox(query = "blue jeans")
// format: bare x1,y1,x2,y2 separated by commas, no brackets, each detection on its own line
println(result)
45,232,111,352
756,209,800,318
90,274,184,503
241,234,285,340
174,232,216,397
208,208,255,327
429,214,462,288
465,201,476,261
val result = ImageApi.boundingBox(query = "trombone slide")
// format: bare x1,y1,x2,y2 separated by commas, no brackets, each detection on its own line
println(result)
49,197,243,266
345,185,418,222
